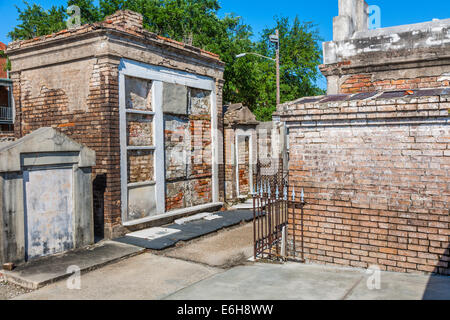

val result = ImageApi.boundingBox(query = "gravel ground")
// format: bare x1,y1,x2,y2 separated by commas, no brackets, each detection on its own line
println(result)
0,277,33,300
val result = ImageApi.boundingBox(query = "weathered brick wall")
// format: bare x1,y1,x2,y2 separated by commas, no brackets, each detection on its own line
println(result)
340,74,450,94
257,122,274,165
256,121,286,175
13,59,122,237
224,122,281,202
128,150,154,183
237,136,250,195
164,87,213,211
278,90,450,275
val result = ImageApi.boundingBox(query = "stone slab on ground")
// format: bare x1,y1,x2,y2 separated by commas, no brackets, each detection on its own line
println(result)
13,253,221,300
164,262,450,300
114,209,253,250
175,212,212,225
2,241,144,289
164,223,254,268
127,227,181,240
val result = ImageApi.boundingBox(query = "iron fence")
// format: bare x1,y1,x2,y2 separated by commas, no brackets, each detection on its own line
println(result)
252,159,306,262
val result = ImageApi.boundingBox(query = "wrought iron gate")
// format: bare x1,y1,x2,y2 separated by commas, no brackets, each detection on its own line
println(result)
252,159,306,262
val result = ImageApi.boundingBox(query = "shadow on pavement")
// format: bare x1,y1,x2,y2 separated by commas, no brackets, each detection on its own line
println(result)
422,243,450,300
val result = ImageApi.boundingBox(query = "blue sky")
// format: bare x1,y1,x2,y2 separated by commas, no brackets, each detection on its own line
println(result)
1,0,450,88
2,0,450,45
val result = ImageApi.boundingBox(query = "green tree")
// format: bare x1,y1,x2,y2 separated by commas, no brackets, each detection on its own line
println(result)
7,1,325,121
8,1,66,40
0,50,11,72
68,0,102,24
238,16,325,121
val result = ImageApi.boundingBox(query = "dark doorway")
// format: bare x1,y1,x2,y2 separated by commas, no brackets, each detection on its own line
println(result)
93,174,107,242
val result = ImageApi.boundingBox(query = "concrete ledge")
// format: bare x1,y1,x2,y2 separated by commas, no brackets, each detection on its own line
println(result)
122,202,224,232
2,241,144,289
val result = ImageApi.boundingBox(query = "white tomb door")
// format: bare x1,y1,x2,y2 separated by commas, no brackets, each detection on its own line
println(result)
24,166,74,260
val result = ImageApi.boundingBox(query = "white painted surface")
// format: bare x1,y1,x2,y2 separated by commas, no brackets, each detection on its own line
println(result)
127,227,181,240
235,129,255,198
203,214,223,221
210,85,219,203
127,184,157,221
153,81,166,215
119,59,215,91
24,167,74,260
175,212,211,225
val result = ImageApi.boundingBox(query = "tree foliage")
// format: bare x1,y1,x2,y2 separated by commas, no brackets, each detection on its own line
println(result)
7,0,325,121
8,1,67,41
251,16,324,120
0,50,11,72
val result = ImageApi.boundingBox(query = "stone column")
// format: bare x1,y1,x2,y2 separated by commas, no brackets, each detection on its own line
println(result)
333,0,368,41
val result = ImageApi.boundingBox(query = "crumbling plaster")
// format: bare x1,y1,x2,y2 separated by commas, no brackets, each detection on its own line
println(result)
7,30,224,81
323,1,450,94
324,20,450,65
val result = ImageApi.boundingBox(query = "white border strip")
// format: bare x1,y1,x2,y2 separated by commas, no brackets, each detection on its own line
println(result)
118,58,218,224
235,131,253,198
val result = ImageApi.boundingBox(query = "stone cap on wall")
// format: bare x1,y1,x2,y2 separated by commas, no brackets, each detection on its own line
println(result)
6,10,223,66
0,127,96,172
323,17,450,67
275,88,450,125
224,103,259,126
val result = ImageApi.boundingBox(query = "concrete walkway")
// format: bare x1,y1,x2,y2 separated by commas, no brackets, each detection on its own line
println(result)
13,253,221,300
164,223,253,268
11,223,254,300
15,257,449,300
10,223,450,300
2,241,144,289
165,263,450,300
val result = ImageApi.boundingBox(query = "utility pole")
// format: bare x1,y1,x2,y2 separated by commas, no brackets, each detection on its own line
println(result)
269,29,280,106
237,29,280,106
275,29,280,106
